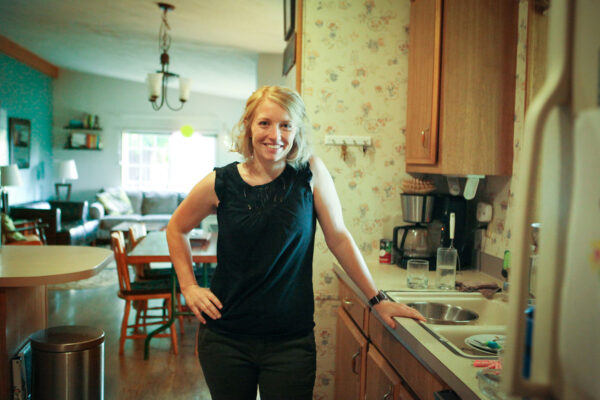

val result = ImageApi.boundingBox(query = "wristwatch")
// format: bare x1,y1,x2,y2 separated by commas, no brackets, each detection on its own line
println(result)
368,290,387,306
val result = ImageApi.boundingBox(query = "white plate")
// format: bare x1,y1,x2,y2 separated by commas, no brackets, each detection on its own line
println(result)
465,334,505,354
189,229,209,240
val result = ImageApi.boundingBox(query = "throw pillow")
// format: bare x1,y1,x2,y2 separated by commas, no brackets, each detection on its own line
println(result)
1,213,27,242
96,189,134,215
142,192,178,215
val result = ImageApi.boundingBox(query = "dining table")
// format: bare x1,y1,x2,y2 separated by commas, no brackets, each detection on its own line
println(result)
125,230,217,359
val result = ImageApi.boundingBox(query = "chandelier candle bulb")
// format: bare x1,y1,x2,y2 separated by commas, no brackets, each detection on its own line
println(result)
148,73,163,100
179,77,191,102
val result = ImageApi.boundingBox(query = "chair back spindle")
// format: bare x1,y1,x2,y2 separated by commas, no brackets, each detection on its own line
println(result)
111,231,133,292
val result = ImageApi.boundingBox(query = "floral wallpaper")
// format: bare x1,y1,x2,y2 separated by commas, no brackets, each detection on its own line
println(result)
480,0,529,258
301,1,411,398
300,1,529,399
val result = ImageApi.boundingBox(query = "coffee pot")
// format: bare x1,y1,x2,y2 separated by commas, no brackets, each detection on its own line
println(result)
393,193,437,268
393,224,436,267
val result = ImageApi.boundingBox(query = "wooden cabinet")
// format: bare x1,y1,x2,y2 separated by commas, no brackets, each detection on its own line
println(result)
369,312,449,400
335,277,450,399
335,307,367,400
339,276,369,332
366,345,417,400
405,0,518,176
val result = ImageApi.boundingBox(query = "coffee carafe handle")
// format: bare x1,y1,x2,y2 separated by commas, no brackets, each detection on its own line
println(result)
392,226,410,254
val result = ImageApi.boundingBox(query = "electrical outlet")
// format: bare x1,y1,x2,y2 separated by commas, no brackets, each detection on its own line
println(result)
476,202,493,223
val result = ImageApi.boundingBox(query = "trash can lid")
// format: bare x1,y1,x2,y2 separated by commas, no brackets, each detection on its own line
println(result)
30,325,105,352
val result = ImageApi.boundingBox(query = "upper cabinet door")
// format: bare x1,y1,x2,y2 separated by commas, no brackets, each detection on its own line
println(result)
406,0,518,176
405,0,442,165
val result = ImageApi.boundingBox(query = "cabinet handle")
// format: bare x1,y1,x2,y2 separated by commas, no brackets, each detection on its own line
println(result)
343,298,353,306
351,350,361,375
420,129,429,147
382,384,393,400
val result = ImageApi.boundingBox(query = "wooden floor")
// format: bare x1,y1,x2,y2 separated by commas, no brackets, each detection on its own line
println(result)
47,277,212,400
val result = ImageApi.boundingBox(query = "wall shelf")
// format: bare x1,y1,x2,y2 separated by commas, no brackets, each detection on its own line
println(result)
63,126,103,131
63,146,102,151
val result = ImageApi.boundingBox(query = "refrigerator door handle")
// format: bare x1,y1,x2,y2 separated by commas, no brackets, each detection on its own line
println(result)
503,0,574,397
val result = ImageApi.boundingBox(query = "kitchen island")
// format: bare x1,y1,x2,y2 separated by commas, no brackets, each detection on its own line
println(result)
334,262,506,399
0,245,114,399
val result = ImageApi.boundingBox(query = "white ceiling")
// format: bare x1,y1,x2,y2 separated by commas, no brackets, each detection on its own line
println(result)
0,0,286,99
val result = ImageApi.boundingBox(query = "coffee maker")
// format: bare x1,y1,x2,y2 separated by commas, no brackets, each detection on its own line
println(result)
393,194,437,269
431,195,468,267
393,194,469,269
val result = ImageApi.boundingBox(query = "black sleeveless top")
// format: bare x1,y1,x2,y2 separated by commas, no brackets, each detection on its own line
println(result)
206,161,316,338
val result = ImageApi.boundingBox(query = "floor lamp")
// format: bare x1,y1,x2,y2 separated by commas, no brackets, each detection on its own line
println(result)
55,160,78,201
0,165,22,214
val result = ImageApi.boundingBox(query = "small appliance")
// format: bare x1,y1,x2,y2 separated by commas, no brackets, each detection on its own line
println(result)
393,194,437,269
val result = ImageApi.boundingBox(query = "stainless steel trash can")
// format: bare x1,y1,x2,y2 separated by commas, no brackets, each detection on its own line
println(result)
30,325,105,400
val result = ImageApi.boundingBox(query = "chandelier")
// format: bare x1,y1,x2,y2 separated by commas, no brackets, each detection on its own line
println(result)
147,2,191,111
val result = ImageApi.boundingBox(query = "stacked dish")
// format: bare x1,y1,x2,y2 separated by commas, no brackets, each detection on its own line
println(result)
465,334,506,354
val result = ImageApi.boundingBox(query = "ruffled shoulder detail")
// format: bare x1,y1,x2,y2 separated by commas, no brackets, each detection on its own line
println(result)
214,162,239,202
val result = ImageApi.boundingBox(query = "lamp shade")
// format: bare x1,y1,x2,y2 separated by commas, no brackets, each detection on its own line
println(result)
56,160,78,182
0,165,22,187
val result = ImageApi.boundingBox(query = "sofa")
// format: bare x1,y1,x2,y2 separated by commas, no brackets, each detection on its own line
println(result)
10,201,99,245
92,188,187,241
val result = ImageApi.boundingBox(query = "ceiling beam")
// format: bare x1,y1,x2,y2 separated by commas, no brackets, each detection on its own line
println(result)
0,35,59,79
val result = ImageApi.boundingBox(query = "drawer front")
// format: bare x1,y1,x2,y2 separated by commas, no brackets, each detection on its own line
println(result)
369,312,448,400
339,279,368,332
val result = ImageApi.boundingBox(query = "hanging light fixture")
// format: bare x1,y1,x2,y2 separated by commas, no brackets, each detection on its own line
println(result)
147,2,191,111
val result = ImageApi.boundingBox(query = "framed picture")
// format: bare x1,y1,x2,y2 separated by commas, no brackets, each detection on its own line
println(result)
284,0,295,41
9,118,31,169
283,32,296,76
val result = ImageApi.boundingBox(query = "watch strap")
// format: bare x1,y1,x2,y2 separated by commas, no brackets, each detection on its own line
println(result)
368,290,387,306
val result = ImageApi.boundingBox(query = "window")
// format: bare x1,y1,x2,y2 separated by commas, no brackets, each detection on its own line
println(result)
121,131,216,193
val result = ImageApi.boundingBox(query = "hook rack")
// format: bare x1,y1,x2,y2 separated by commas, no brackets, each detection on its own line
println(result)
324,135,372,147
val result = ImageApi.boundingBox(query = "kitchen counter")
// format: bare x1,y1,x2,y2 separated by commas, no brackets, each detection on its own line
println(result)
334,262,505,400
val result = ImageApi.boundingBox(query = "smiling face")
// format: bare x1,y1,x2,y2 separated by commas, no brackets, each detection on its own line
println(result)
249,99,297,165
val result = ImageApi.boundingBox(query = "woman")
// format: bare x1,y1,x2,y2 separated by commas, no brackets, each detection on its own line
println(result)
167,86,425,399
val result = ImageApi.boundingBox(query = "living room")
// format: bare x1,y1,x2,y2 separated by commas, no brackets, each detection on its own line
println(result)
0,0,297,248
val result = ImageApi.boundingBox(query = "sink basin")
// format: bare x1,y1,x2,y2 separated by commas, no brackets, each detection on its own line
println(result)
385,290,508,358
426,324,507,359
406,302,479,325
385,291,508,326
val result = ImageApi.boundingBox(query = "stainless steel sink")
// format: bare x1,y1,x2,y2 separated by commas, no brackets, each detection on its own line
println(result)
385,290,508,359
406,302,479,325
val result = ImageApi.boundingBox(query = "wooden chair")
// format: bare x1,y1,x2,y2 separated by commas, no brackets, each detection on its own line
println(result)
111,231,178,355
128,223,185,335
2,215,48,245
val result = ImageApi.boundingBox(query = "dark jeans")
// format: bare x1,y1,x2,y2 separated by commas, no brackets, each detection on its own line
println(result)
197,325,316,400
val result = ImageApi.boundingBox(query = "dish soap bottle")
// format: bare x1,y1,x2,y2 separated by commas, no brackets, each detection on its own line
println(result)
435,212,458,290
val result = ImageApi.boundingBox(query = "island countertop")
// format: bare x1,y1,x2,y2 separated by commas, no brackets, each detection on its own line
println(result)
0,245,113,287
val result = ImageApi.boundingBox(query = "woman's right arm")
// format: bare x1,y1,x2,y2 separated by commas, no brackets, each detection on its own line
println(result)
166,171,222,324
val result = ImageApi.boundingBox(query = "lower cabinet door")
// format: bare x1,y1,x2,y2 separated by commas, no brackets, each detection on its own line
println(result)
366,345,418,400
335,307,367,400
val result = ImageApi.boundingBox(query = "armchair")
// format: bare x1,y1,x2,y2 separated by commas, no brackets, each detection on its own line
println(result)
9,201,99,245
1,215,48,245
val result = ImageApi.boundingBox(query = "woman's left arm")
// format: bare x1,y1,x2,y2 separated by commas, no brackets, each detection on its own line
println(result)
310,157,425,328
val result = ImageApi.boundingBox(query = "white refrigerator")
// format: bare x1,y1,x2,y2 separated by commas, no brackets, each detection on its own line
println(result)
504,0,600,399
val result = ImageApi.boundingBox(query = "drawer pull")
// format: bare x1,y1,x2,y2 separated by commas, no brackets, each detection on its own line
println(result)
383,384,393,400
421,128,429,147
343,298,353,306
351,350,360,375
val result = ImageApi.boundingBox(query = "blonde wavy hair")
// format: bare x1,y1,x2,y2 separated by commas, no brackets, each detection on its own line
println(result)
232,86,312,169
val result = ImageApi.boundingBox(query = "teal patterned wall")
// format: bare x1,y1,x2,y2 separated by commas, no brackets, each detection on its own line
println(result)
0,53,54,203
